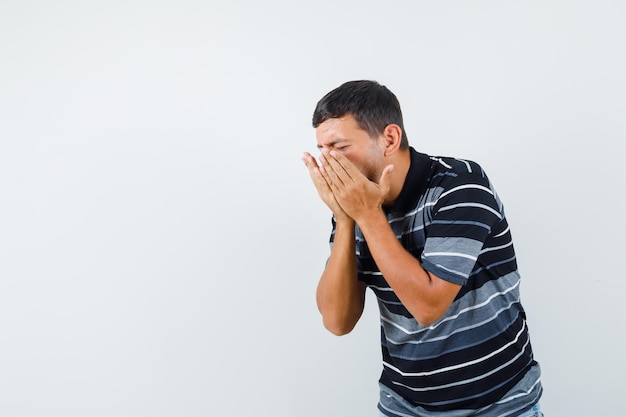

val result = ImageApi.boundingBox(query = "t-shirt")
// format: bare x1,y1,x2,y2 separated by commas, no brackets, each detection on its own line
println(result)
330,148,542,415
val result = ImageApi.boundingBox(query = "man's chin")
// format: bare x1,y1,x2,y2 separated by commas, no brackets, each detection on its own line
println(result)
366,171,381,183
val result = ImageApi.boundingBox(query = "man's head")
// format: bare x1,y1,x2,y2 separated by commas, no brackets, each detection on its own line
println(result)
309,80,412,205
312,80,409,149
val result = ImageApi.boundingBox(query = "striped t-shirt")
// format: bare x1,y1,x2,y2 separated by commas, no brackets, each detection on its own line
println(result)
331,148,542,416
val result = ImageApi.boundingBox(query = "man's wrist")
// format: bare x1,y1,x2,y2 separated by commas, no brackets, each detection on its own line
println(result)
334,215,355,228
354,208,387,233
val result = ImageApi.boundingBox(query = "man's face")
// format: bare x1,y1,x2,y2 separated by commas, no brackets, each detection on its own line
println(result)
315,115,385,182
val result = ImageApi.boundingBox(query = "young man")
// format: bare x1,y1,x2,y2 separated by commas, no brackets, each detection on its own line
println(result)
302,80,543,417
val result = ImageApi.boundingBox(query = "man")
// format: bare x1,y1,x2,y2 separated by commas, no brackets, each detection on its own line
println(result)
302,80,543,417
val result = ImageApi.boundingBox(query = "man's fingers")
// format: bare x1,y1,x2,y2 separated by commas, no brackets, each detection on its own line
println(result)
303,153,329,189
302,153,321,178
304,152,344,200
327,150,362,183
302,152,318,170
319,153,345,188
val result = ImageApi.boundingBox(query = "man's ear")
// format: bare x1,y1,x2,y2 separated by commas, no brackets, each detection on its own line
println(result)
382,124,403,156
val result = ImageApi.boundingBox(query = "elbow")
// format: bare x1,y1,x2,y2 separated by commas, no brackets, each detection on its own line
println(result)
413,307,446,327
415,317,437,327
322,316,357,336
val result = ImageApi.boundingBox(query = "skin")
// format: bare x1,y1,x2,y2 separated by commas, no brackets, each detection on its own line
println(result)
302,115,462,334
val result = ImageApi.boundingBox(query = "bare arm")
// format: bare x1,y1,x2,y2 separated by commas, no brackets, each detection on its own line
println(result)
315,218,366,335
321,150,460,326
303,152,366,335
357,211,460,326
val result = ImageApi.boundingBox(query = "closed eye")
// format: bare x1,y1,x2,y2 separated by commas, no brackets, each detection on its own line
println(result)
317,140,349,150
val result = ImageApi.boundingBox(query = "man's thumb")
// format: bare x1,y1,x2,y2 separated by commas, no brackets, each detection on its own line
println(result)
380,164,394,193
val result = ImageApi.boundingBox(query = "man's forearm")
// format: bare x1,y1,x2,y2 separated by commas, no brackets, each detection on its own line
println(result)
357,210,460,326
316,219,365,335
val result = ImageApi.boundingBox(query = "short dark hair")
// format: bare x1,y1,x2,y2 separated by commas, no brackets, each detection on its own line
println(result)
312,80,409,149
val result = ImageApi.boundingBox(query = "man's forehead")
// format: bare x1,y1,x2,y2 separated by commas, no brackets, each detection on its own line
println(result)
315,116,361,143
315,127,347,148
316,116,346,132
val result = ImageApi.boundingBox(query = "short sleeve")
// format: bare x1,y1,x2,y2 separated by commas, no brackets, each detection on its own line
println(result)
421,169,503,285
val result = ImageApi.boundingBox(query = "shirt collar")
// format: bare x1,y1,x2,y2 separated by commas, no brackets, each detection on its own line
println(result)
385,147,432,215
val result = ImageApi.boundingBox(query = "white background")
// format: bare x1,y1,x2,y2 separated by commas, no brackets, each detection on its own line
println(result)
1,1,624,416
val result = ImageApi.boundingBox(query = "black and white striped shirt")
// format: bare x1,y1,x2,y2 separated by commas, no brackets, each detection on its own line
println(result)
330,148,542,415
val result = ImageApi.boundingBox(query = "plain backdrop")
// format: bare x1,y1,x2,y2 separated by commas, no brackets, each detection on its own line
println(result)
1,1,624,416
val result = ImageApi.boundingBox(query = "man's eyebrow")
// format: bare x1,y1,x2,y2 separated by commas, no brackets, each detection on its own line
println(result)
317,140,346,149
